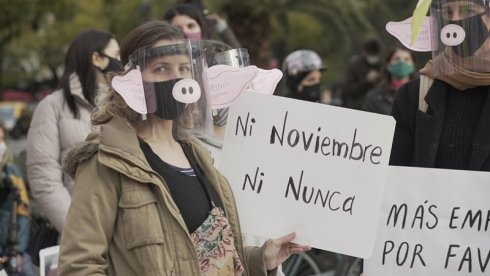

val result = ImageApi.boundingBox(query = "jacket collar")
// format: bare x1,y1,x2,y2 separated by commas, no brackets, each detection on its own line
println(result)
413,79,447,167
97,118,215,185
98,117,156,179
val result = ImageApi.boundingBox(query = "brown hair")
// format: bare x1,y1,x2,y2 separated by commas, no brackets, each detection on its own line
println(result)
92,21,195,139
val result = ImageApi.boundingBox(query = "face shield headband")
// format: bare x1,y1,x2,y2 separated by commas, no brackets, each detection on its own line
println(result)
112,41,203,120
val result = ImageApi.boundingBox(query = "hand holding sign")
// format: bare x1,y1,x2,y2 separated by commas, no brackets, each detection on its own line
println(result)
264,232,311,271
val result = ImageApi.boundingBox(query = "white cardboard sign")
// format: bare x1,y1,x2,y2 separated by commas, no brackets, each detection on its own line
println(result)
364,166,490,275
219,92,395,258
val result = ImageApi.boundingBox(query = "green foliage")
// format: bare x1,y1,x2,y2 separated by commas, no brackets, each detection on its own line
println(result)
0,0,425,90
207,0,420,85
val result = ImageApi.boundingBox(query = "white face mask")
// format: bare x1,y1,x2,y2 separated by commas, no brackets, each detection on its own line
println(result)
0,142,6,159
366,55,380,65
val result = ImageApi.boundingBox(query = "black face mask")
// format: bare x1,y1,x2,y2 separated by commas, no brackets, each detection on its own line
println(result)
296,83,321,102
143,78,185,120
450,13,489,57
99,53,124,74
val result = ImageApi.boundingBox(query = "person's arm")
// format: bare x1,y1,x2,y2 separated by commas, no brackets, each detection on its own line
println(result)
26,97,70,232
389,79,419,166
58,155,120,275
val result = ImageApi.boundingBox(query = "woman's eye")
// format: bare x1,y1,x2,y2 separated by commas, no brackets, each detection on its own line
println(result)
154,66,167,73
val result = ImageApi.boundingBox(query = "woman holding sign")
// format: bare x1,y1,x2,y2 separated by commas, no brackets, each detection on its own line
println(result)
57,21,309,275
390,0,490,171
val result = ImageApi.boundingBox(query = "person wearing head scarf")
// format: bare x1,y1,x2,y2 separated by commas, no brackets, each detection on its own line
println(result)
390,0,490,171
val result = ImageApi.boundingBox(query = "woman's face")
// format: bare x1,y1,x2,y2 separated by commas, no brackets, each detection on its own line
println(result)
389,49,414,66
103,38,121,60
141,40,192,82
170,14,202,34
98,38,120,68
298,70,321,92
441,1,487,21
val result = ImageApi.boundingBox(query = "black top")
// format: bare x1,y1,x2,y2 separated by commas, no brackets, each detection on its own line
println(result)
390,77,490,171
435,85,488,169
139,140,223,233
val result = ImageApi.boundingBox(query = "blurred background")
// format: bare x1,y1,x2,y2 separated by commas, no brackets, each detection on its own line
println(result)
0,0,429,95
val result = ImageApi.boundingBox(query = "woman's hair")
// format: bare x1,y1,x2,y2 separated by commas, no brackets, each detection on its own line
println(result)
58,29,114,118
163,4,212,39
383,45,417,84
93,21,195,139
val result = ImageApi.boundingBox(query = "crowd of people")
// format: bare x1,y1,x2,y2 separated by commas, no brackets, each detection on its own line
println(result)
1,0,490,275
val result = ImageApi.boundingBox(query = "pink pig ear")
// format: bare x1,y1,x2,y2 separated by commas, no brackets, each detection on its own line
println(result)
250,68,283,95
205,64,258,109
386,16,436,52
111,68,148,114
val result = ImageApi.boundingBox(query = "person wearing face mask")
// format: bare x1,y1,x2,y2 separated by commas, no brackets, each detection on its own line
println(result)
390,0,490,171
0,124,35,276
282,49,326,102
163,3,241,48
342,39,383,110
26,29,122,235
57,21,310,276
363,46,417,115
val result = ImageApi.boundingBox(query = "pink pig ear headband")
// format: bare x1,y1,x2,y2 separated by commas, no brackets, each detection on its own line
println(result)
203,46,283,109
111,66,202,115
204,64,283,109
112,40,284,113
110,41,204,116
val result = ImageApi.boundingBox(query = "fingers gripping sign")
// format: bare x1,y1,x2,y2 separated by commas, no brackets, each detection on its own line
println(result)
264,232,312,271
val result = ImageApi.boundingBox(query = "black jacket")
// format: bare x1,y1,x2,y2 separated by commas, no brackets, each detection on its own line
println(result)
362,83,395,116
342,57,381,110
390,77,490,171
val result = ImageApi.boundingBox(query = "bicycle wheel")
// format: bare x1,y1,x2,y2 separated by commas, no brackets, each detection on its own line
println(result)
283,250,334,276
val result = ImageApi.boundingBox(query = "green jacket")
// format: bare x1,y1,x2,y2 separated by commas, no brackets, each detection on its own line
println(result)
58,118,272,276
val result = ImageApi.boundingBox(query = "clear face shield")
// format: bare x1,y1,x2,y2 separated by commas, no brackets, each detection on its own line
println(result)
430,0,490,74
111,39,209,139
207,48,251,68
206,48,251,127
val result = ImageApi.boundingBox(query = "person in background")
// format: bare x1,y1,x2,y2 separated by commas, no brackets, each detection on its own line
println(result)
163,3,241,48
58,20,309,275
363,46,417,115
391,0,490,170
342,39,383,110
26,29,121,233
282,49,327,102
0,124,35,276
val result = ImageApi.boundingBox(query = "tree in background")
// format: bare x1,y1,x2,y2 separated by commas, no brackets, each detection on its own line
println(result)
203,0,419,86
0,0,424,93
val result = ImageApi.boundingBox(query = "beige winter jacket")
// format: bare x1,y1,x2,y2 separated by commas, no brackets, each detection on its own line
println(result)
26,74,93,232
58,117,274,276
